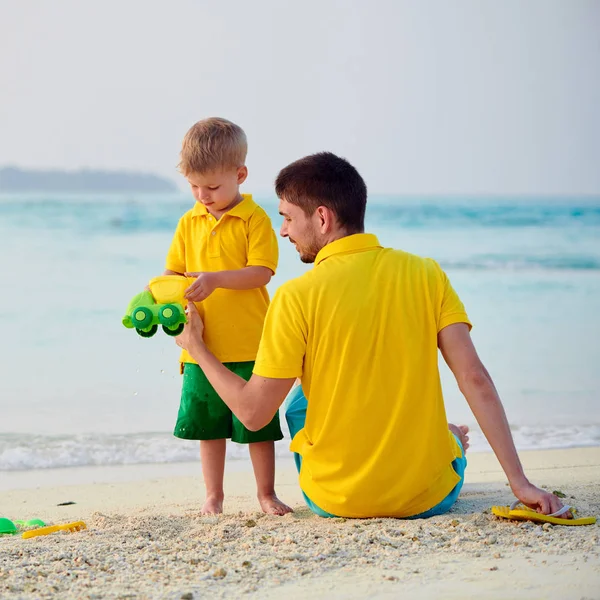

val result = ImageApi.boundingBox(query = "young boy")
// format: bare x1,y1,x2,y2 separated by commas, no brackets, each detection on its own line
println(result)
159,117,291,516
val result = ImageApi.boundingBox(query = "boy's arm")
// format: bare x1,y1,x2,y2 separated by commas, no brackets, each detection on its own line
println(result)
184,267,272,302
185,210,277,301
438,323,567,516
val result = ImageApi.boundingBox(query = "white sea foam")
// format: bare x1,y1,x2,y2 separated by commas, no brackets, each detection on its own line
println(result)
1,425,599,472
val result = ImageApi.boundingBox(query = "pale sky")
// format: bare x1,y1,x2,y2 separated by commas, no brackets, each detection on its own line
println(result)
1,0,599,195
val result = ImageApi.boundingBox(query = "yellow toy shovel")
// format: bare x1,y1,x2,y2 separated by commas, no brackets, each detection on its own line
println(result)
22,521,87,539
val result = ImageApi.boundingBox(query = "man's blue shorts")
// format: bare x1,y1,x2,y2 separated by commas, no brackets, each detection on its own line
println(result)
284,386,467,518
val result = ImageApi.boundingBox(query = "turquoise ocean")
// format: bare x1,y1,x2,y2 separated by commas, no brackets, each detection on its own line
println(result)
1,194,599,471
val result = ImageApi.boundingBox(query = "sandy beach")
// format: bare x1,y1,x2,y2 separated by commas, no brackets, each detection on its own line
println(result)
1,447,599,599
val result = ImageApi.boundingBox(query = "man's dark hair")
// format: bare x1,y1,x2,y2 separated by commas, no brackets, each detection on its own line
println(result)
275,152,367,234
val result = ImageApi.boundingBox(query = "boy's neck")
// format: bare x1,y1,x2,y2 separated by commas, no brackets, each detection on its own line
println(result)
206,192,244,220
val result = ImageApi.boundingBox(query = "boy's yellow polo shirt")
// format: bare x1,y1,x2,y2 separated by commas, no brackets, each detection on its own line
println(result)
166,194,278,364
254,233,471,518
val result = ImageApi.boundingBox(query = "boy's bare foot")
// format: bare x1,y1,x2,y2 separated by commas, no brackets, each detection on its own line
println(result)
258,493,293,516
201,495,224,515
449,424,470,452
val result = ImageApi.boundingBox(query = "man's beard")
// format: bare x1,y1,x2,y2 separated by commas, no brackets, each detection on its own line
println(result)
291,236,321,264
300,251,316,264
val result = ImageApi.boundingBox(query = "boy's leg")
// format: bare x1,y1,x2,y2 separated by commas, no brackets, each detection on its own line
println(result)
174,363,232,514
200,439,227,514
248,441,292,515
229,361,292,515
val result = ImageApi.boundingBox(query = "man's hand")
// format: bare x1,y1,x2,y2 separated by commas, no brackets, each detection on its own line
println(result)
175,301,205,357
185,272,220,301
512,480,571,517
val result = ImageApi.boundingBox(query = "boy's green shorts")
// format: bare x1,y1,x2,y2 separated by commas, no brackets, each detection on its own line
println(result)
173,362,283,443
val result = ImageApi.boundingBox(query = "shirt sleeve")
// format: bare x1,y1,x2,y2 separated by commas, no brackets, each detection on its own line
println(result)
253,285,306,379
429,260,472,332
165,217,186,273
246,214,279,274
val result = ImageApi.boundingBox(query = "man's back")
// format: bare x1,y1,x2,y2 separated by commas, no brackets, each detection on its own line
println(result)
255,233,471,517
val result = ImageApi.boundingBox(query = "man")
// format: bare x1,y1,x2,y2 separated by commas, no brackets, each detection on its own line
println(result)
176,152,566,519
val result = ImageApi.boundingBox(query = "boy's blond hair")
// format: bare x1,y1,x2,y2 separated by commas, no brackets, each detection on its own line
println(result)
178,117,247,176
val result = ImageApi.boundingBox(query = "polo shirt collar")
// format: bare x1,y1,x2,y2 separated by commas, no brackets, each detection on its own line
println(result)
191,193,255,221
314,233,381,266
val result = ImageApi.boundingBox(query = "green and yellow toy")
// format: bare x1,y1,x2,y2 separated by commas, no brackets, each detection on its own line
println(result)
0,517,46,535
122,275,194,338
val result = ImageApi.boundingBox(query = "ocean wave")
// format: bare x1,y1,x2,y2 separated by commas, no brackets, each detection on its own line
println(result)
1,197,599,273
0,197,599,234
468,424,600,453
439,255,600,271
368,202,600,229
0,433,289,471
1,425,599,471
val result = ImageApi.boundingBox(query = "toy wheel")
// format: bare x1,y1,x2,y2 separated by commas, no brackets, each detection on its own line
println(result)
163,323,185,336
136,325,158,338
159,304,181,327
131,306,153,329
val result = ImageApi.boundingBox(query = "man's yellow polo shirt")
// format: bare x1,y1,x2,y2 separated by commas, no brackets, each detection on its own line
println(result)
166,194,278,364
254,233,471,518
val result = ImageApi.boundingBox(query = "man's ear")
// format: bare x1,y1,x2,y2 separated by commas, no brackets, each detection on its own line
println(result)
315,206,336,234
237,166,248,185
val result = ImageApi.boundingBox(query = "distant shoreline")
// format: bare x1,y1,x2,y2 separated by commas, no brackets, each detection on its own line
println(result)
0,166,178,193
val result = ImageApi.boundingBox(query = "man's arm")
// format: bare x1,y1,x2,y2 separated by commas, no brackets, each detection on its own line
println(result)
185,267,272,302
438,323,567,516
176,302,294,430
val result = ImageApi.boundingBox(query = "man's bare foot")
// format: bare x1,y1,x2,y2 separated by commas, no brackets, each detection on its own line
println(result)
201,495,224,515
449,424,470,452
258,493,294,516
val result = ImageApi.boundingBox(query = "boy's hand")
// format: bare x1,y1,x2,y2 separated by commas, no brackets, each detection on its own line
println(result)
175,302,205,356
185,272,220,301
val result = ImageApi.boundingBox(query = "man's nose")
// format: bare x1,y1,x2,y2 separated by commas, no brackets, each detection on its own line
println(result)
280,222,288,237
